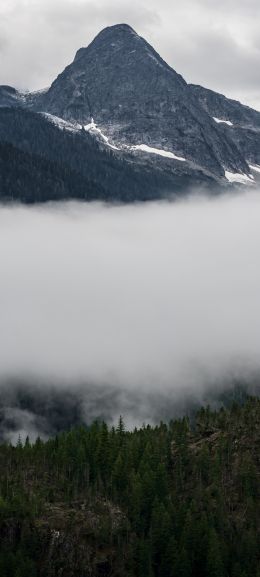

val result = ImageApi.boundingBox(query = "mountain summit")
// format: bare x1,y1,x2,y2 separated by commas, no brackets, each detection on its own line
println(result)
36,22,187,126
0,24,260,202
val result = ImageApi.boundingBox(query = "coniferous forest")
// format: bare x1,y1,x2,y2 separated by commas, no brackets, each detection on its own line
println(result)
0,397,259,577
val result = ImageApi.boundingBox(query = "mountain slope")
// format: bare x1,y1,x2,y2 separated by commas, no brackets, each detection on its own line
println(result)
190,84,260,169
0,85,26,108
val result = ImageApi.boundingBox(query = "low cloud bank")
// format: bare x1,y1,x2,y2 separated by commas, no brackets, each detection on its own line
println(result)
0,191,260,438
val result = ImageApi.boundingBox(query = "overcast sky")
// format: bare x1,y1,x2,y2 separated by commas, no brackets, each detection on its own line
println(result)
0,0,259,110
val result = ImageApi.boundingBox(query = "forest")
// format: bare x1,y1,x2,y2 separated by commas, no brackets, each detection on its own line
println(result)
0,397,259,576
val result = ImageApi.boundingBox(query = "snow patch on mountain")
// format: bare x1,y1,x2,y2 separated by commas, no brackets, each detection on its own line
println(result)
42,113,81,133
84,118,119,150
225,171,254,184
213,117,233,127
29,87,49,96
131,144,186,161
146,51,164,70
249,164,260,173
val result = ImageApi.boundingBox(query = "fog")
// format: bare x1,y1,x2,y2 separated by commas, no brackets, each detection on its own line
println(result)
0,191,260,439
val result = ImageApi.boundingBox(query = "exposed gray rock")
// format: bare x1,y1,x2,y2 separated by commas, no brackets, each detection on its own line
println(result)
190,84,260,166
0,85,26,107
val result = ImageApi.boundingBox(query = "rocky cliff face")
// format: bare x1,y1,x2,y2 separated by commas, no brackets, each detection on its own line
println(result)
190,84,260,167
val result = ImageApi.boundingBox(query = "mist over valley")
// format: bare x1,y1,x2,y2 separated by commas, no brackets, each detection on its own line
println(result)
0,191,259,440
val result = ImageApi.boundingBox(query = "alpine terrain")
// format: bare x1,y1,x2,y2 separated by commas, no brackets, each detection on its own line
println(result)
0,23,260,201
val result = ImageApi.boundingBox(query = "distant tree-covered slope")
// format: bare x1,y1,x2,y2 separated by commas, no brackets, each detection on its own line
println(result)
0,142,106,202
0,398,259,576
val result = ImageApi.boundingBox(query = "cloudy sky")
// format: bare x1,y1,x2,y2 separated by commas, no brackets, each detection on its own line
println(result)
0,0,259,110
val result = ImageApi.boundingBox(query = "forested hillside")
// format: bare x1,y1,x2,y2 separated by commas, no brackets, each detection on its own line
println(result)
0,398,259,576
0,142,106,202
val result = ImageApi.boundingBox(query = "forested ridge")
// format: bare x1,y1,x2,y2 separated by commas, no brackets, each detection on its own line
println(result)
0,142,106,202
0,398,259,576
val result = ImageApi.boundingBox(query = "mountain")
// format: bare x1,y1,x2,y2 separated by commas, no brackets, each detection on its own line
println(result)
0,23,260,202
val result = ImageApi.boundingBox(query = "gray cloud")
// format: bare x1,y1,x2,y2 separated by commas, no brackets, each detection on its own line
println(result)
0,191,260,439
0,0,259,109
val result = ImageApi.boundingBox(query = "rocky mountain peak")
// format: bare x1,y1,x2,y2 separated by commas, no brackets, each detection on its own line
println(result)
73,23,139,62
34,24,248,178
35,21,188,129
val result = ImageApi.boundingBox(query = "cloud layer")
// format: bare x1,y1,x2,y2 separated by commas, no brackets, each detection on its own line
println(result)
0,0,260,110
0,190,260,439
